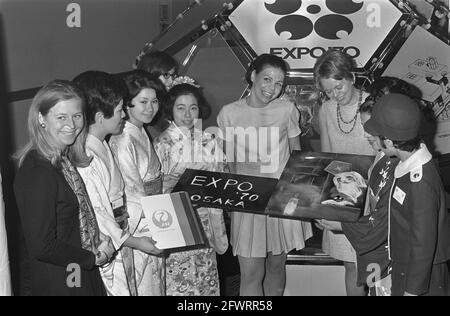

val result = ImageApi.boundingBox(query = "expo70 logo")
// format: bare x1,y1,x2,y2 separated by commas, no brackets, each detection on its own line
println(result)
265,0,365,40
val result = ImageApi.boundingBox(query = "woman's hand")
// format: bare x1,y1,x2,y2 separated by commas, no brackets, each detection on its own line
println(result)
95,250,109,267
137,237,165,257
93,237,115,267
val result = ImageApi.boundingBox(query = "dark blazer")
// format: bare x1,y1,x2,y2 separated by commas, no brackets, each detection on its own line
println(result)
14,150,105,296
342,155,398,286
390,159,450,296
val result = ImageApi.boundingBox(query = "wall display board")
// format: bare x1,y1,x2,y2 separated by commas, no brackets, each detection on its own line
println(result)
383,26,450,154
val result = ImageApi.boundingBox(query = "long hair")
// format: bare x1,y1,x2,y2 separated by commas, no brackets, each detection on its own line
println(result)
15,80,91,168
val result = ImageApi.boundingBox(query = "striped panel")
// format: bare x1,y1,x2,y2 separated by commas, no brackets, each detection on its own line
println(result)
170,192,195,246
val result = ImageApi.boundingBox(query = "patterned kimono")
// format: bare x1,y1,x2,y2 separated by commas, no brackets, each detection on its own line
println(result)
109,121,164,296
154,122,229,296
78,134,136,296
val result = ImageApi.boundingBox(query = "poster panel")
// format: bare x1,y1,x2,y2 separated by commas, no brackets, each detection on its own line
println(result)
383,26,450,155
266,151,374,222
229,0,403,69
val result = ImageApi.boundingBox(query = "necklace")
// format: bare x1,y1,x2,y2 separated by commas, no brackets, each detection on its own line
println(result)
336,89,363,134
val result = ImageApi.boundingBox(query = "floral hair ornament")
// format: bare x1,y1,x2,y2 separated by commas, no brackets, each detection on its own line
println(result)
171,75,201,89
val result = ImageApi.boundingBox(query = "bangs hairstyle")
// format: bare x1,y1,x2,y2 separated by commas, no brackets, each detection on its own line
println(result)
15,80,91,168
73,70,127,125
165,83,211,121
136,51,178,77
245,54,289,95
313,49,355,90
123,70,167,111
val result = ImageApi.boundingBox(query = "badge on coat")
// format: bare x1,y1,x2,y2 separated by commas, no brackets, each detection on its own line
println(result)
393,186,406,205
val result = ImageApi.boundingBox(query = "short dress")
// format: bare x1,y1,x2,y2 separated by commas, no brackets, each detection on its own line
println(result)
217,98,313,258
319,92,375,262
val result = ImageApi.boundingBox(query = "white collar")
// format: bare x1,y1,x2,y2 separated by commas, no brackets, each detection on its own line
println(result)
125,121,144,133
394,143,432,179
86,134,109,162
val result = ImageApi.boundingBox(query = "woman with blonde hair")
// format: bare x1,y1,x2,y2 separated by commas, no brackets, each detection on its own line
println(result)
314,49,373,296
14,80,114,296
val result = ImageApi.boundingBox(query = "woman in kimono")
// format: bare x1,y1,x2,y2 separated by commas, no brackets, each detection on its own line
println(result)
75,71,164,296
109,70,166,296
154,79,228,296
136,50,179,139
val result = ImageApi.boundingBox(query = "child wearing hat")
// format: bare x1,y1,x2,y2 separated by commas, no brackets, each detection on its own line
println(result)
364,93,450,296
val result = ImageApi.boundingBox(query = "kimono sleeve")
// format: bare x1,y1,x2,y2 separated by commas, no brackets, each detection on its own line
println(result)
112,141,146,203
78,161,130,250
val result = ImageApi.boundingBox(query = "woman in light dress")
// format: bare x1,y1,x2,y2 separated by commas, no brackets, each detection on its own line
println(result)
217,54,312,296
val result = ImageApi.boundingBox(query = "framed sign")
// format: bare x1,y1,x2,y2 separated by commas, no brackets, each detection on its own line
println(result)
172,169,279,214
266,151,374,222
140,192,207,253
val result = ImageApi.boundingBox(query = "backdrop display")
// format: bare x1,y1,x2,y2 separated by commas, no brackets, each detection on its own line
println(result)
383,26,450,155
172,150,374,223
228,0,404,70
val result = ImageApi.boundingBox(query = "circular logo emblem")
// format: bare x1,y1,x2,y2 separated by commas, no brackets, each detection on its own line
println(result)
152,210,173,229
265,0,364,40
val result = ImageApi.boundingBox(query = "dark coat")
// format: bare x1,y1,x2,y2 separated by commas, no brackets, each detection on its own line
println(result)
14,150,106,296
389,149,450,296
342,154,398,287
